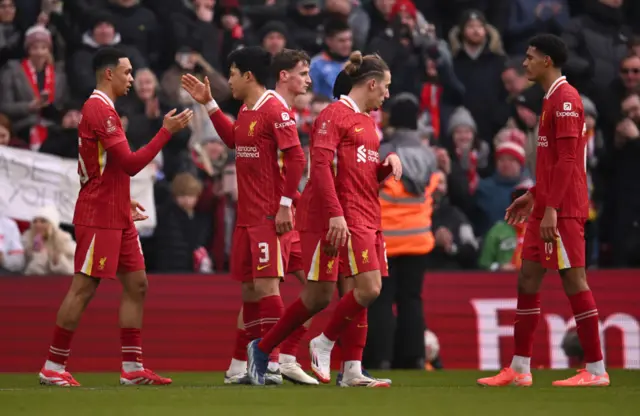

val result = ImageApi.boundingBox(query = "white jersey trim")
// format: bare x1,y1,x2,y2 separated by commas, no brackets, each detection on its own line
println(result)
545,76,567,100
90,89,115,109
339,95,361,113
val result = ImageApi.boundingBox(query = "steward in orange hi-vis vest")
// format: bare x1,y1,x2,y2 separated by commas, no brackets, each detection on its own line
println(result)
379,130,440,257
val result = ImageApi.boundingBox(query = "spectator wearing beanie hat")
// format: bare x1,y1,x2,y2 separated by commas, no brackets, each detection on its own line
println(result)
0,25,67,148
260,21,290,56
507,84,545,175
474,138,529,236
444,107,490,200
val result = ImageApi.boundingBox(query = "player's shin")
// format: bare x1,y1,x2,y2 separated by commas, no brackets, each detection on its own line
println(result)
511,292,541,374
340,308,368,379
279,322,309,363
228,309,249,375
568,289,605,375
44,274,98,372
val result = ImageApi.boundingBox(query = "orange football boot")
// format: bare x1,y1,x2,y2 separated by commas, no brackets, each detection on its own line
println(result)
552,369,610,387
477,368,533,387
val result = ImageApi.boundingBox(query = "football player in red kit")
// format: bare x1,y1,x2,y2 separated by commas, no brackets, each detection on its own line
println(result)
248,52,401,387
478,34,609,387
181,46,306,385
220,49,318,386
39,48,193,386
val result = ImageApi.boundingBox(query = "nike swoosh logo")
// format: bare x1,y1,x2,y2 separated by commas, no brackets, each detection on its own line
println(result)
545,256,551,261
257,264,271,271
234,126,239,130
355,128,364,132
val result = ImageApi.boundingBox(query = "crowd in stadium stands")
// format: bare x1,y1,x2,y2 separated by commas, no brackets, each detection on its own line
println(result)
2,0,640,276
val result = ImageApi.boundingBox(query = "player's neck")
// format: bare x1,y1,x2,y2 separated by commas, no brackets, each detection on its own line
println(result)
347,89,368,113
274,84,294,109
95,82,117,104
244,86,268,110
540,70,564,95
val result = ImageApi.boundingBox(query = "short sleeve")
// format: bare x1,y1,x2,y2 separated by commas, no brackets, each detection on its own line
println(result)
553,95,583,140
312,108,341,152
270,109,300,150
89,103,127,149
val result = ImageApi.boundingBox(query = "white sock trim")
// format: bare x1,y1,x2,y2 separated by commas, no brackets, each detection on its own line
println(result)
510,355,531,374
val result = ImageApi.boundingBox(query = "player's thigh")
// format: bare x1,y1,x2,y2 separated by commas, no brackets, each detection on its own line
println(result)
248,223,288,279
522,219,542,265
231,226,253,283
541,218,586,271
340,225,380,276
117,222,146,275
301,231,339,282
74,225,122,279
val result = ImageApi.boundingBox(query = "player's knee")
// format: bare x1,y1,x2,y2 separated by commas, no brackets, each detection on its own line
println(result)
517,261,545,294
254,277,280,298
301,282,334,312
559,268,589,295
241,282,259,302
69,273,100,304
128,277,148,299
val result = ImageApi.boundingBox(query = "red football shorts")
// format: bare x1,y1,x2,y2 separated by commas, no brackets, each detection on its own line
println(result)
74,222,145,279
285,231,303,274
302,226,387,282
231,224,290,282
522,217,586,270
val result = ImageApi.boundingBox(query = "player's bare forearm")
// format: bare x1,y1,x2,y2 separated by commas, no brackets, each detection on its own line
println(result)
209,109,235,148
312,147,343,218
109,128,172,176
546,137,577,209
281,145,305,200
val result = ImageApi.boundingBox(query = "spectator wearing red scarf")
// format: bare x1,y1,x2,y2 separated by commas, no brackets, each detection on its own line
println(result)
0,25,67,149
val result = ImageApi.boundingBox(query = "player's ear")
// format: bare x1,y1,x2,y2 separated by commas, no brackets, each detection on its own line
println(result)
280,70,288,82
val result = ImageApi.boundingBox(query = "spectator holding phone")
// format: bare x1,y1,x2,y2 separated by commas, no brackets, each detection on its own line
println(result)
21,206,75,276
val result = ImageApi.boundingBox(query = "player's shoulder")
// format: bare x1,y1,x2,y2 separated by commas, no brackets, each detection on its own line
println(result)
554,82,582,106
82,92,117,119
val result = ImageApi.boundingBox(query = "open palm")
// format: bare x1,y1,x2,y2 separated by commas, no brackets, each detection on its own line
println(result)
181,74,212,104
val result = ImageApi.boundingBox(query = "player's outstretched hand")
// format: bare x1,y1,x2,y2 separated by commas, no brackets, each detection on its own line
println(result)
163,108,193,133
130,200,149,222
327,216,350,248
384,154,402,180
505,192,534,226
275,205,293,235
181,74,213,105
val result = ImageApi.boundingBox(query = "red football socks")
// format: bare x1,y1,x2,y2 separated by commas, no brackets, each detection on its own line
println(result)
260,295,285,363
258,298,313,353
232,328,249,361
513,293,541,358
243,301,261,341
340,308,367,361
47,326,74,366
121,328,143,364
569,290,603,363
323,290,366,341
280,325,308,357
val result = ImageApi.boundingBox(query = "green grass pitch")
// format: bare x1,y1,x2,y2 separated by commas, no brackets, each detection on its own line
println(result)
1,370,639,416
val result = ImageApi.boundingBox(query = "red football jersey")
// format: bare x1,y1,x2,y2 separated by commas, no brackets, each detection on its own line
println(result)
234,90,300,226
297,96,381,231
534,76,588,219
73,90,132,229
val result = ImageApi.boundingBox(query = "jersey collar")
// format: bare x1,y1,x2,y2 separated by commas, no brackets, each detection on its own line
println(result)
252,89,290,111
91,89,115,109
545,76,567,100
339,95,361,113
